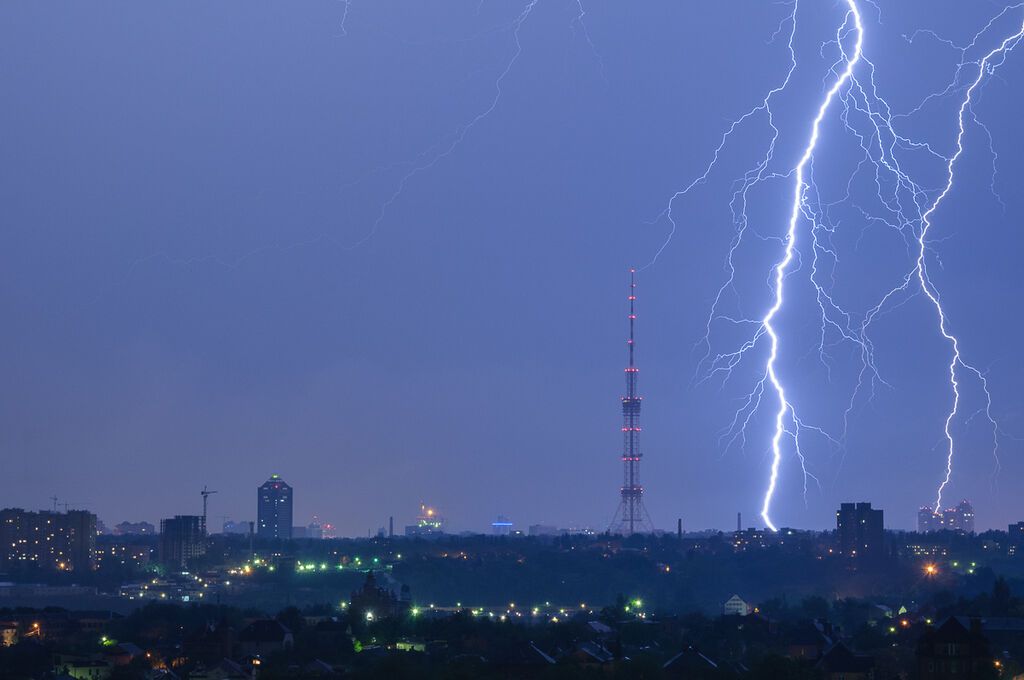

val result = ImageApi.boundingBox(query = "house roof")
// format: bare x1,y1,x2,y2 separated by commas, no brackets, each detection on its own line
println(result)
815,642,874,673
574,641,614,663
663,645,718,670
916,617,991,657
973,617,1024,632
239,619,292,643
528,642,557,665
107,642,144,657
787,621,832,647
926,617,985,643
303,659,337,675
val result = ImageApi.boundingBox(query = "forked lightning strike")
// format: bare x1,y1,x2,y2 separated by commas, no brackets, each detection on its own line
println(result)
654,0,1021,529
759,0,863,532
916,19,1024,510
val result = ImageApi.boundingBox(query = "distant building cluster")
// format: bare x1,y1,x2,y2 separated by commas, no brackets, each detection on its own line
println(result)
1010,521,1024,546
731,528,769,552
0,508,96,572
491,516,513,536
222,519,252,536
528,524,596,537
114,521,156,536
405,504,445,537
293,521,323,540
3,476,1004,581
917,500,975,534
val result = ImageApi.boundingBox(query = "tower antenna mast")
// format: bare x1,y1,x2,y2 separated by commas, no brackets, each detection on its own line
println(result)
609,269,653,535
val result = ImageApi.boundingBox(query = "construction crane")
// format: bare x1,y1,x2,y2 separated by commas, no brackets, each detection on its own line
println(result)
201,486,218,535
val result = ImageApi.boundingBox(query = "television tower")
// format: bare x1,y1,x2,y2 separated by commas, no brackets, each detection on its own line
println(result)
609,269,653,535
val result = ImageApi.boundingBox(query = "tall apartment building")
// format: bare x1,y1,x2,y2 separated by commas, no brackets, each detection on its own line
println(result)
837,502,884,557
159,515,206,569
0,508,97,571
257,475,293,540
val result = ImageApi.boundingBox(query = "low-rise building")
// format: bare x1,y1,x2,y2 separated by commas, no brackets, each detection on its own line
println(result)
238,619,294,656
723,595,752,616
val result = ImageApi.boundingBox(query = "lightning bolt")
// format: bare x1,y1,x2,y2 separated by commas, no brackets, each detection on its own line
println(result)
759,0,864,532
99,0,561,298
915,18,1024,510
851,8,1022,512
351,0,540,248
338,0,352,37
653,1,864,531
653,1,1021,530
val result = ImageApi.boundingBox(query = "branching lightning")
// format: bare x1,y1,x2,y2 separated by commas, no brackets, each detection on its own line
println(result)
916,20,1024,510
757,0,863,532
105,1,609,296
350,0,539,248
652,1,1022,529
77,1,1021,526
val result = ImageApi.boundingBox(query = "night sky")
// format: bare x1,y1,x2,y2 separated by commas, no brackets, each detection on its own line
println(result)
2,1,1023,535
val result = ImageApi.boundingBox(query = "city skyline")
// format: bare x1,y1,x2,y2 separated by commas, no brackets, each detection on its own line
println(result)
11,487,996,538
3,2,1024,535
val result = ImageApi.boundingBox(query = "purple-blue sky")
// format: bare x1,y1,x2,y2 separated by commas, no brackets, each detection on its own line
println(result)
1,1,1022,535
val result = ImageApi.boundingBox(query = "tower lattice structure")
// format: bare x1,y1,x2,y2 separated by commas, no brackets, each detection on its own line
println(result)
609,269,653,535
